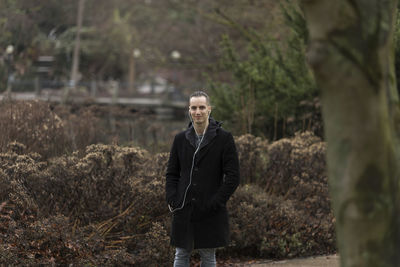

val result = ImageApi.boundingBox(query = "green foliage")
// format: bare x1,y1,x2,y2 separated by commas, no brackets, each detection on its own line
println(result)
0,1,154,82
208,2,318,138
0,0,297,93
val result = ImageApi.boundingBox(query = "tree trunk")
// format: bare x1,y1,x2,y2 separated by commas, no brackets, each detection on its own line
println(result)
301,1,400,266
128,52,136,94
70,0,85,85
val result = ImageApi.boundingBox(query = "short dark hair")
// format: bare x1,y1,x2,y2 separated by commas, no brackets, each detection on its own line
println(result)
189,90,210,105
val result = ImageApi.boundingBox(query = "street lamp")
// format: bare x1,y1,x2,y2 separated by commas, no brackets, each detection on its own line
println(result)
170,50,181,98
128,48,141,94
6,45,14,55
170,50,181,80
5,45,14,99
170,50,181,60
133,48,141,58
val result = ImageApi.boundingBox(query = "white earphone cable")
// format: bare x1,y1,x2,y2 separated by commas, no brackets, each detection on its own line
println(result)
168,111,210,213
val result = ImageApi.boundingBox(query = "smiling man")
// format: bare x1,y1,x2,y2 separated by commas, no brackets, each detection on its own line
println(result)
166,90,240,267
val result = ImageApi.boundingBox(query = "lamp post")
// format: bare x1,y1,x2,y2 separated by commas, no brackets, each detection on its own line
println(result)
5,45,14,99
166,50,182,98
170,50,181,92
128,48,141,94
171,50,181,61
133,48,141,58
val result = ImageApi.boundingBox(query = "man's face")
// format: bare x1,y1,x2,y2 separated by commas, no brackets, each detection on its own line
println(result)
189,96,211,125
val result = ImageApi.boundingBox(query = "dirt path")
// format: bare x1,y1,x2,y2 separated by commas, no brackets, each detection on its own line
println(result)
230,254,339,267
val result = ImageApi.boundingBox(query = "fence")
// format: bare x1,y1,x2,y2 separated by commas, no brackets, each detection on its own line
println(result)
5,78,188,100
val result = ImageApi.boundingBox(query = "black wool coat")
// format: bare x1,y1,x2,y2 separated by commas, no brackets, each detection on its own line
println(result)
165,118,240,250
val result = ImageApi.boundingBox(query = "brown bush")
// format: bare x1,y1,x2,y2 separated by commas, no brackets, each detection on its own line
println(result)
0,142,173,265
0,100,69,158
0,147,44,217
0,100,107,159
31,144,165,227
226,184,335,259
135,222,174,266
0,205,137,266
223,132,335,259
264,132,330,213
235,134,269,184
53,104,103,151
0,131,334,265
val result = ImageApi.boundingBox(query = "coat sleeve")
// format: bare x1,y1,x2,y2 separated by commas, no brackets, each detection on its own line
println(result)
212,132,240,208
165,135,180,206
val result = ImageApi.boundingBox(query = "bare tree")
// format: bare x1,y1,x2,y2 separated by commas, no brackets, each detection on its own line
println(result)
70,0,85,86
302,0,400,266
64,0,85,102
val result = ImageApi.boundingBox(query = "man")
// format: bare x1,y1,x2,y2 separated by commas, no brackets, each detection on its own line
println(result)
165,91,240,267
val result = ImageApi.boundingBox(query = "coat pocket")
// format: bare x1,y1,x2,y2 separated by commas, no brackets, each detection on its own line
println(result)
190,199,219,222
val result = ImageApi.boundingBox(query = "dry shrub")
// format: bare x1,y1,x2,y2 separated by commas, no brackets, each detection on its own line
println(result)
0,100,68,158
226,185,270,255
0,100,105,159
224,132,335,259
39,144,150,223
143,152,169,177
0,145,44,217
135,222,174,266
0,100,177,158
0,205,136,266
52,104,105,151
0,142,173,265
0,131,334,264
264,132,330,213
234,134,269,184
226,184,335,259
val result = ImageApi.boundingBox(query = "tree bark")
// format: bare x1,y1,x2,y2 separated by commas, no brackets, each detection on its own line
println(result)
301,1,400,266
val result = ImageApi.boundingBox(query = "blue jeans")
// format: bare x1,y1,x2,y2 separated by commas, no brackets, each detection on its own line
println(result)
173,247,216,267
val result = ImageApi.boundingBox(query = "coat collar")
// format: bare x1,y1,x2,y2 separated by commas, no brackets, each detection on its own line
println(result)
185,117,222,150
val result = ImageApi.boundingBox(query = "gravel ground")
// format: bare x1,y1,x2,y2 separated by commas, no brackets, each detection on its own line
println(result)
251,255,339,267
230,254,339,267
